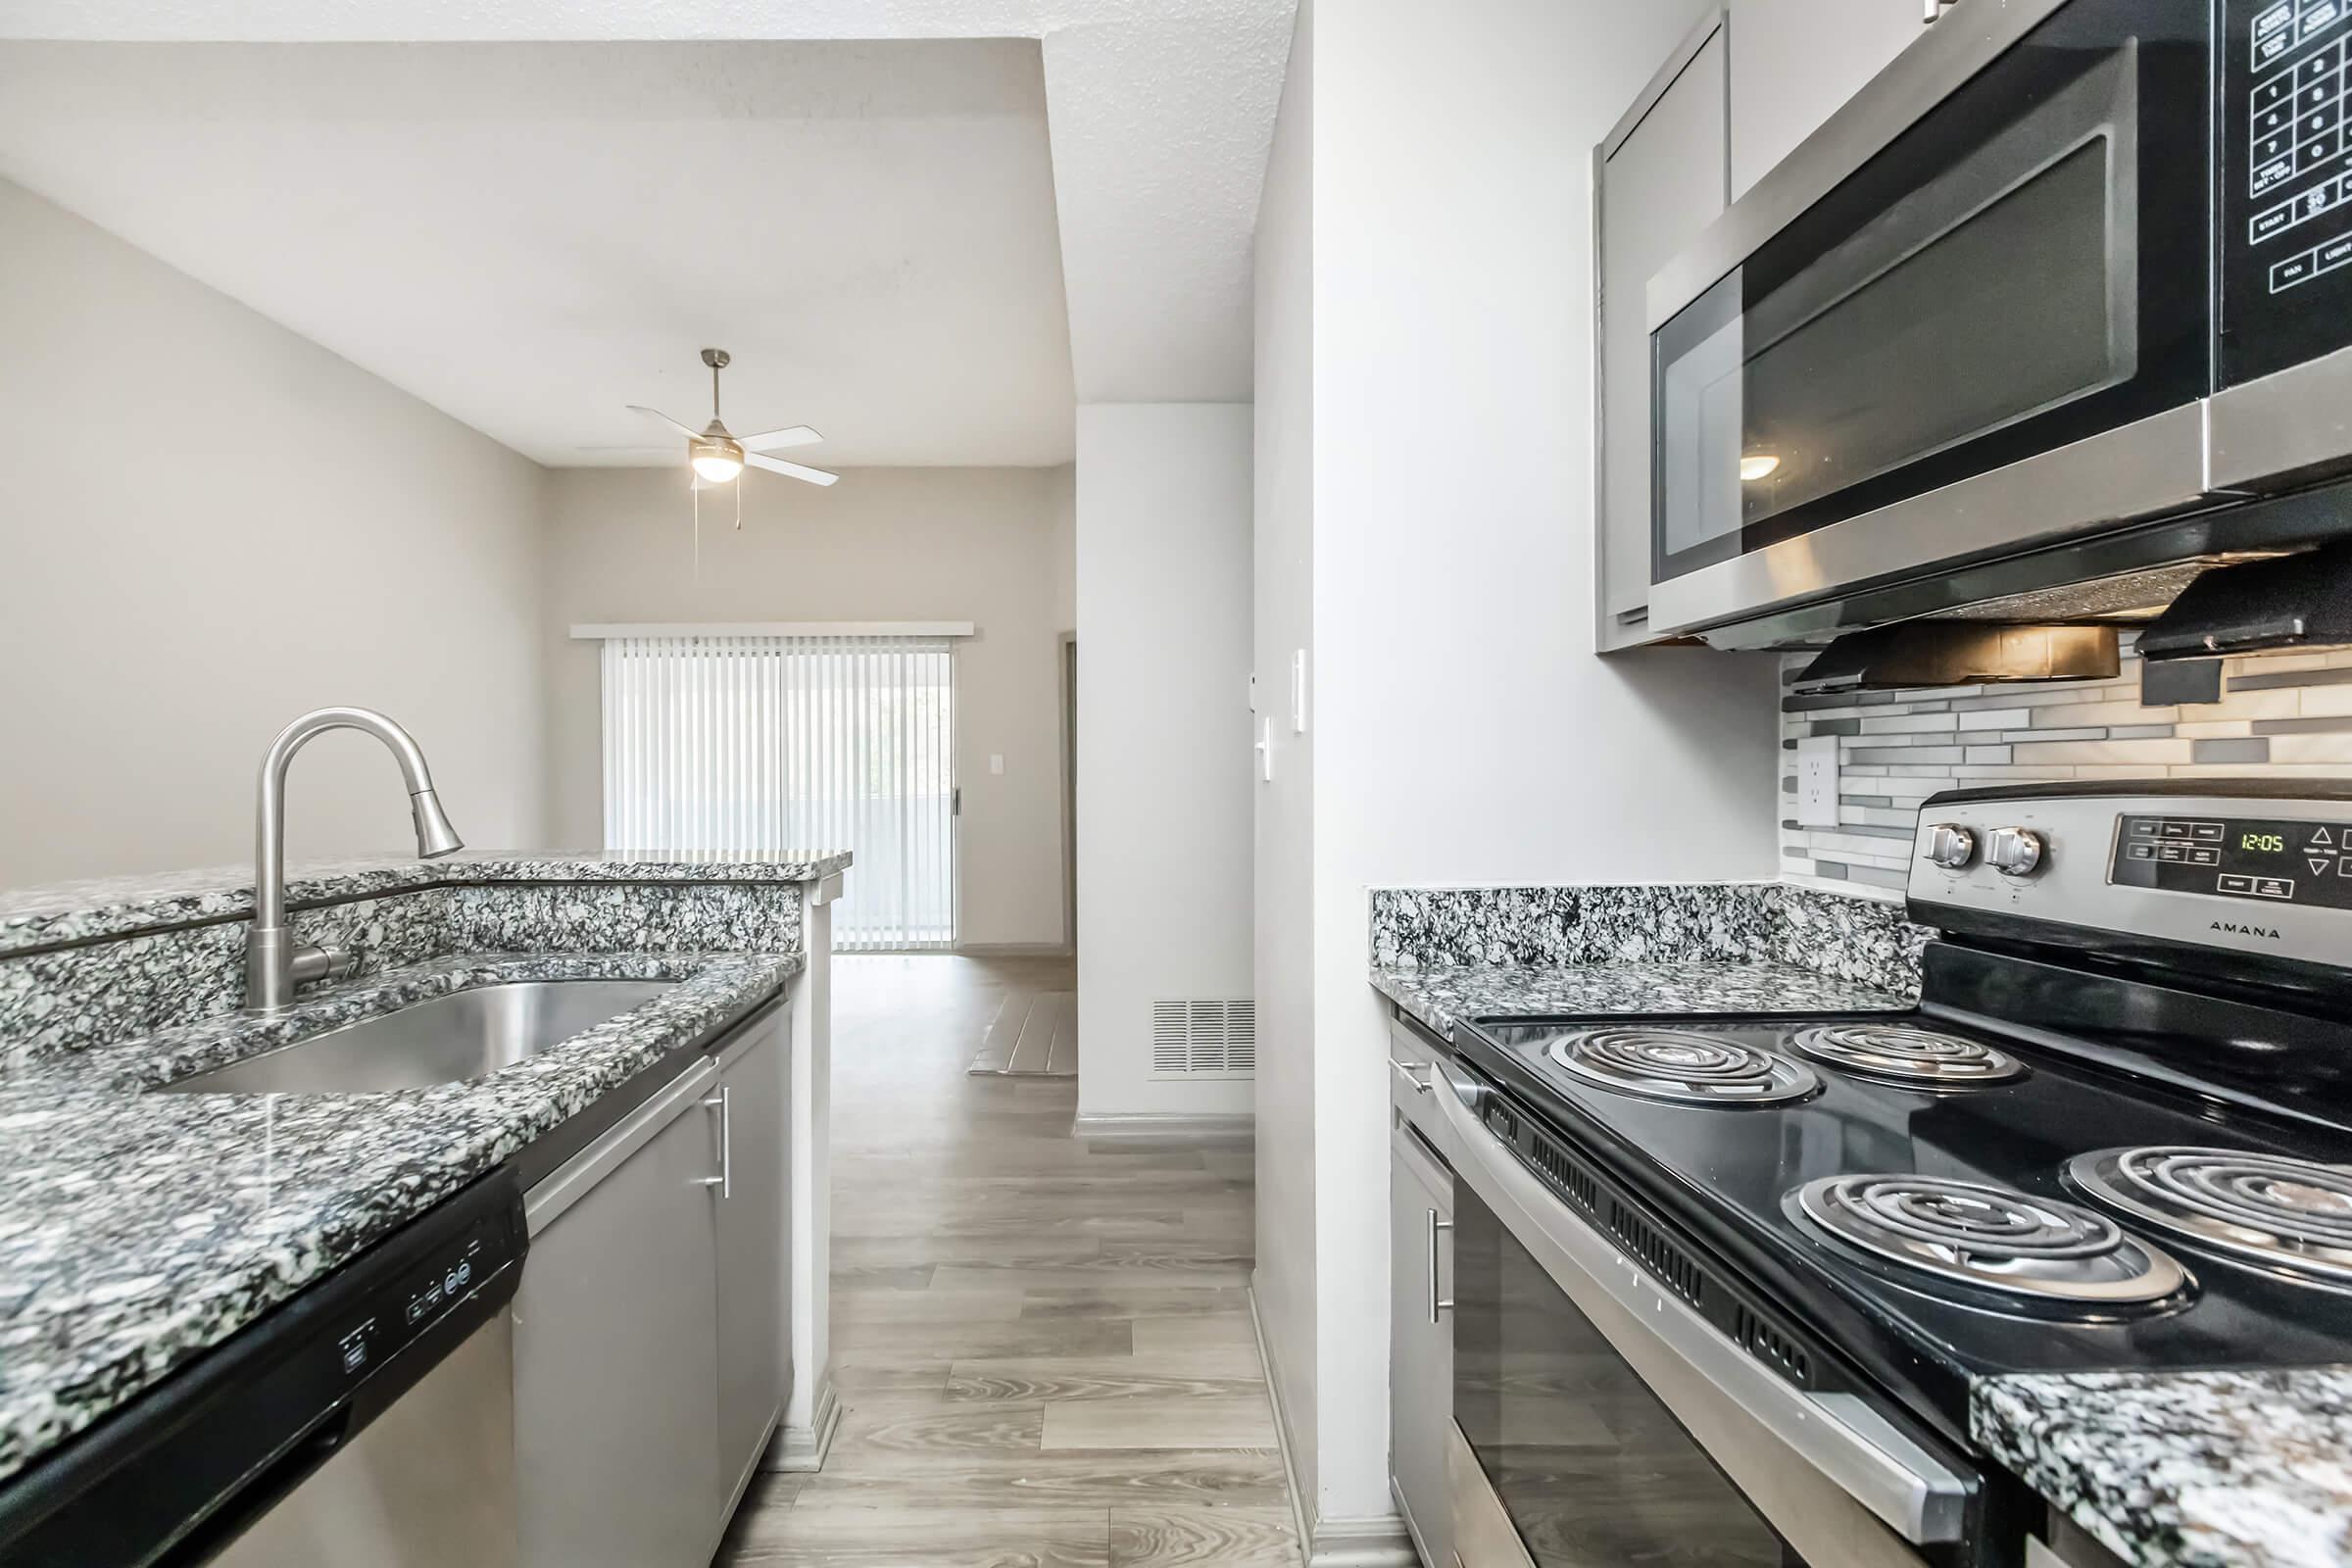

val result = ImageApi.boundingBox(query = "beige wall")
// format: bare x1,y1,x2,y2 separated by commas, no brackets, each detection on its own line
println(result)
0,178,549,887
541,465,1075,951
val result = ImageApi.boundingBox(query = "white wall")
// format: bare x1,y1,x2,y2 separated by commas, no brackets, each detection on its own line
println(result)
541,465,1075,951
1075,404,1253,1123
1251,0,1321,1512
1252,0,1785,1541
0,177,548,887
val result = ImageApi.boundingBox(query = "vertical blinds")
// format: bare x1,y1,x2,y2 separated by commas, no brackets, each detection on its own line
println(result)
600,634,957,952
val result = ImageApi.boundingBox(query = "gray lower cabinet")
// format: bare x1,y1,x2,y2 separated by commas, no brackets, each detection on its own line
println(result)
714,1012,792,1505
515,1058,724,1568
1391,1122,1454,1568
514,1002,796,1568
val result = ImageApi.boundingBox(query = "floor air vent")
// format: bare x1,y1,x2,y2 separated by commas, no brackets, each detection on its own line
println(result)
1151,1000,1257,1079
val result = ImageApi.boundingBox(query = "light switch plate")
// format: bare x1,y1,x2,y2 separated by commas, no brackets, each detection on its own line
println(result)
1796,736,1841,827
989,754,1004,776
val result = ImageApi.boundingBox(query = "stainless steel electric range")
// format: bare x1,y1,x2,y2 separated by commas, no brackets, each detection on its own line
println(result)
1439,782,2352,1568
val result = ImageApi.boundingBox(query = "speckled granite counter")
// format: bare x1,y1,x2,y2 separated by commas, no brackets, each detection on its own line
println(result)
0,853,845,1486
1974,1369,2352,1568
1367,878,1926,1036
1372,957,1910,1036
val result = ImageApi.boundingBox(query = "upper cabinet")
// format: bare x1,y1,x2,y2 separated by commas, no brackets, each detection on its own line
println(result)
1728,0,1927,197
1595,13,1729,652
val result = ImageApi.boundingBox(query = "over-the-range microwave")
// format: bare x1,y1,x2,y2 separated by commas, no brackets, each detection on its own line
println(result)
1645,0,2352,649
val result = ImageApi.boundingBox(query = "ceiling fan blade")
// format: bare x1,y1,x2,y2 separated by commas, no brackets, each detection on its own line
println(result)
738,424,822,452
746,453,840,487
627,405,700,440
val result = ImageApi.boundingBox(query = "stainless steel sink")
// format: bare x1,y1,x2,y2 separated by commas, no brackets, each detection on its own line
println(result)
162,980,679,1095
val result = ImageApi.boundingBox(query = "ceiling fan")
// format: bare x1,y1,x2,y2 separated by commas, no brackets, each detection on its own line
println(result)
628,348,838,489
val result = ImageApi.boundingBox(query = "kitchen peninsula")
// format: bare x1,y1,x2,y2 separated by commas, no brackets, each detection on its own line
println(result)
0,850,849,1563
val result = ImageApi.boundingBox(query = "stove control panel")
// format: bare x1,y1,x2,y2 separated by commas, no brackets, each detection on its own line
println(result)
1909,787,2352,971
2109,812,2352,908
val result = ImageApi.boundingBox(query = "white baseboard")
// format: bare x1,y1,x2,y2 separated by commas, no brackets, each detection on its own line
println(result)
769,1378,841,1473
1307,1516,1418,1567
1249,1280,1419,1568
953,942,1074,957
1071,1110,1254,1144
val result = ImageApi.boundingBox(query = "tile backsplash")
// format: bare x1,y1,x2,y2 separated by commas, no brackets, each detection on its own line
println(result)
1780,634,2352,894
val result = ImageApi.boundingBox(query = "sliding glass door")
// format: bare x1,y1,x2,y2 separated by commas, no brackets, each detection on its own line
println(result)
599,634,957,951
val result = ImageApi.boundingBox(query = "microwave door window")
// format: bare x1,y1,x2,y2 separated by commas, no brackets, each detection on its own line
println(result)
1660,301,1746,562
1742,136,2126,526
1650,3,2207,589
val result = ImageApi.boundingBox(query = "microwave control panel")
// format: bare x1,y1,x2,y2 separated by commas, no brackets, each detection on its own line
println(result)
2225,0,2352,385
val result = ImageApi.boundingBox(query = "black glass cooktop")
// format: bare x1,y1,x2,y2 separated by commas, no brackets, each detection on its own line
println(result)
1453,1009,2352,1443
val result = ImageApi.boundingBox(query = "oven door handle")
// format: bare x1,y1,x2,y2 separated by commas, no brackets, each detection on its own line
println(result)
1433,1071,1972,1546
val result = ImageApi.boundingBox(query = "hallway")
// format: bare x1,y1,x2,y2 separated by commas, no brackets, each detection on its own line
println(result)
716,956,1298,1567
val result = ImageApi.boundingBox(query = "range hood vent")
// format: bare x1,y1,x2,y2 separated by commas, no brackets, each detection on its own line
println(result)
2137,542,2352,662
1790,624,2120,694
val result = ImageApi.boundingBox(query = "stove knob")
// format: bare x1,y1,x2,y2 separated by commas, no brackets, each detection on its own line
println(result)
1986,826,2046,878
1924,822,1977,870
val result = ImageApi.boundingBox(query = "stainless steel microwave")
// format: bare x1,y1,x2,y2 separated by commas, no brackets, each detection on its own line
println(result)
1644,0,2352,648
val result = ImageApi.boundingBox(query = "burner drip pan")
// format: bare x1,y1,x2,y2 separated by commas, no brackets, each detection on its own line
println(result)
1546,1028,1820,1107
1788,1023,2025,1088
1791,1174,2190,1308
2068,1147,2352,1289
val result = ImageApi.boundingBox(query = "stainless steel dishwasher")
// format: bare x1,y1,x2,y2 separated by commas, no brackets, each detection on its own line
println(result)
0,1172,526,1567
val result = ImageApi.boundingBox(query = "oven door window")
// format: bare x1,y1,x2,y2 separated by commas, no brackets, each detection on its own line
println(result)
1651,0,2211,586
1453,1182,1795,1567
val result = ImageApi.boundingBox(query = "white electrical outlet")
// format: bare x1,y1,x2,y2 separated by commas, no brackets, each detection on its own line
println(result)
1796,735,1841,827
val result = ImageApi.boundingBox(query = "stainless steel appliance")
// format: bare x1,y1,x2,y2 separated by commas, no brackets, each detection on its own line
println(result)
0,1173,526,1566
1442,781,2352,1568
1643,0,2352,647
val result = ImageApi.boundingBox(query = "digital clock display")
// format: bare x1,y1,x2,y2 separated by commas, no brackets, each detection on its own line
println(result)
2112,813,2352,909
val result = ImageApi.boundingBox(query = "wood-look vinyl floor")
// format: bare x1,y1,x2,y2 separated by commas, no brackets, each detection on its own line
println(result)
966,987,1079,1077
716,956,1298,1568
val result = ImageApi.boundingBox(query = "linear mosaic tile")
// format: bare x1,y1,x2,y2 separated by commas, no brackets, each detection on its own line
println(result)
1780,634,2352,894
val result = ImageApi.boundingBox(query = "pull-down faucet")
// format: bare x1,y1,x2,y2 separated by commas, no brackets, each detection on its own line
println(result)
245,707,464,1011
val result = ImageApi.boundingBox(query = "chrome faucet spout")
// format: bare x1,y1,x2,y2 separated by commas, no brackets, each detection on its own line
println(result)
247,707,465,1011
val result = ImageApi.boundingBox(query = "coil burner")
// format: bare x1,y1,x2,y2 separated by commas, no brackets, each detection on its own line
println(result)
2068,1147,2352,1289
1791,1174,2188,1309
1788,1023,2025,1088
1545,1028,1820,1107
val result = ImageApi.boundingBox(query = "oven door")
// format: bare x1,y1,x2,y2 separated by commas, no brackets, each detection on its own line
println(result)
1435,1068,1976,1568
1644,0,2214,640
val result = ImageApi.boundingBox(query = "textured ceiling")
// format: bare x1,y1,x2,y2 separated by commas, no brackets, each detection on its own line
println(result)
0,39,1075,467
0,0,1298,465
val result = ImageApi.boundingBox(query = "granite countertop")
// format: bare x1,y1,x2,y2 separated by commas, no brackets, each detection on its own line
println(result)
1371,958,1912,1037
0,945,802,1485
0,850,854,956
1974,1369,2352,1568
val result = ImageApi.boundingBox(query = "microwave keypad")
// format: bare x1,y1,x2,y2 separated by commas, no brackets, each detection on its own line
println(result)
2247,0,2352,289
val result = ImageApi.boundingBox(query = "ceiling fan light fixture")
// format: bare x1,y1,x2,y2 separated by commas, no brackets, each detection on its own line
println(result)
689,435,745,485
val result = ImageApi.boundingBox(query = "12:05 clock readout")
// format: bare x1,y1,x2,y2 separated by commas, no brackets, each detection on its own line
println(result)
2241,832,2287,854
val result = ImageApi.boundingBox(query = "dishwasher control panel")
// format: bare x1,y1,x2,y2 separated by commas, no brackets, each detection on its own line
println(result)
335,1201,524,1383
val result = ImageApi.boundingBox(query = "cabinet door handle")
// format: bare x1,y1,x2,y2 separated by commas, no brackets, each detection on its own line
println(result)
1428,1208,1454,1324
698,1087,732,1199
1390,1057,1433,1095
